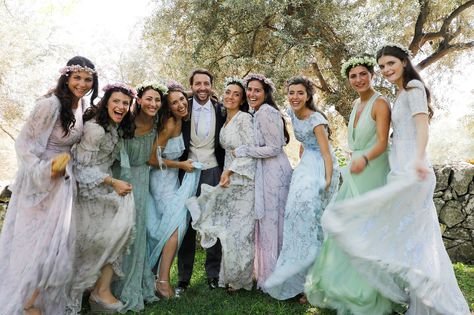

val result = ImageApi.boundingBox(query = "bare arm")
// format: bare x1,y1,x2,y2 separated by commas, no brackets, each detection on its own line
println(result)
148,118,194,172
414,113,430,180
314,125,333,190
350,98,391,174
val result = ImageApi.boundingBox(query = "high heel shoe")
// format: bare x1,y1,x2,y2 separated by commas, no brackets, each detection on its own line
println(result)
89,292,124,314
155,280,175,298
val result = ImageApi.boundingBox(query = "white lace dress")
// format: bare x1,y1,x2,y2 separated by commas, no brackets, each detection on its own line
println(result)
187,111,256,290
66,121,135,314
321,80,470,315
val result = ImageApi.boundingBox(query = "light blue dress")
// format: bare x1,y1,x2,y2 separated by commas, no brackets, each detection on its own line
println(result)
146,134,201,272
264,109,339,300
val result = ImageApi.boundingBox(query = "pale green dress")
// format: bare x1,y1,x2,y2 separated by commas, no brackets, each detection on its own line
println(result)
305,92,395,314
112,130,158,313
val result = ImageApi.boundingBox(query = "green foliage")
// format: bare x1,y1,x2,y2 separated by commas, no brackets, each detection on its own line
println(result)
142,0,474,122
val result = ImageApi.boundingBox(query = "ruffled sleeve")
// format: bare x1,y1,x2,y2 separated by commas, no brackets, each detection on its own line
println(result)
11,96,60,206
406,80,428,116
310,111,328,130
234,104,285,159
73,121,109,191
228,112,256,180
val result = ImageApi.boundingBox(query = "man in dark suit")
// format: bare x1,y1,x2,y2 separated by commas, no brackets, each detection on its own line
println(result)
176,69,225,295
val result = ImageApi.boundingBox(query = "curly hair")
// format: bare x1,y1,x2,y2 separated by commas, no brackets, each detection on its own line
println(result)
52,56,99,136
83,86,135,139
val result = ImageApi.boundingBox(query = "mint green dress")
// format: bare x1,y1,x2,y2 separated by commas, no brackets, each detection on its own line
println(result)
112,130,158,313
305,92,395,314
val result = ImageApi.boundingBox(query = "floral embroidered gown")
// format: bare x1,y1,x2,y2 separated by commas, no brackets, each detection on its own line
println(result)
310,81,470,315
234,103,293,291
111,130,158,313
305,92,395,314
264,109,339,300
0,96,83,315
67,121,135,314
187,111,256,290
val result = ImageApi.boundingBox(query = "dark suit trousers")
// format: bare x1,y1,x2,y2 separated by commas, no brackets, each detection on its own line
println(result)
178,166,222,282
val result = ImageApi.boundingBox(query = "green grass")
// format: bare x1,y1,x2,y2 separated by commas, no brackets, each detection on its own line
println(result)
84,250,474,315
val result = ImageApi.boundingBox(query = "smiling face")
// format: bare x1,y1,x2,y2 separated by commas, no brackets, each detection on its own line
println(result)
107,91,132,124
67,70,94,100
168,91,188,119
191,73,212,104
246,80,266,110
137,88,161,118
223,84,244,111
378,55,405,87
348,65,373,94
287,83,309,112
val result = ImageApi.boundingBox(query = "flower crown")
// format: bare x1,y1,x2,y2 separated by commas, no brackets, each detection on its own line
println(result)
243,73,276,93
377,43,413,58
224,76,244,88
59,64,96,76
166,80,185,92
136,82,168,96
340,55,377,78
102,83,137,98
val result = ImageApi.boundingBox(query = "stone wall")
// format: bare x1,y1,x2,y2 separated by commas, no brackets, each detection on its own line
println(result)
435,162,474,264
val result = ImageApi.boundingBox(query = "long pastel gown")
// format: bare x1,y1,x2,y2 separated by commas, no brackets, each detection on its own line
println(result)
111,129,158,313
146,134,202,272
265,109,340,300
305,92,395,314
0,96,83,315
67,121,135,314
314,80,470,314
234,103,293,291
187,111,256,290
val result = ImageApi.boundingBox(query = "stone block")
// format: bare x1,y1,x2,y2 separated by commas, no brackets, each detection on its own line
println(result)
433,198,445,215
443,227,471,240
446,242,474,264
451,163,474,196
439,200,465,228
434,165,451,192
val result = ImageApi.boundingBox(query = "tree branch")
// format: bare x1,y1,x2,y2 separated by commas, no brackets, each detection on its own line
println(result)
417,41,474,69
0,125,15,142
409,0,430,55
310,61,332,93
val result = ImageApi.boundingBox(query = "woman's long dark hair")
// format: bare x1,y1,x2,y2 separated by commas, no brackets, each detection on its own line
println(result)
53,56,99,136
246,78,290,144
156,87,188,134
83,86,135,139
376,45,434,119
286,75,331,138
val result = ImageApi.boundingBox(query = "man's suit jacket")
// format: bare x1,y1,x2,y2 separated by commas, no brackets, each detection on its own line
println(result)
179,97,226,179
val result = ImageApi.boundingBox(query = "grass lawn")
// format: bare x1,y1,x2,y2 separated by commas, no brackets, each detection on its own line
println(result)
83,250,474,315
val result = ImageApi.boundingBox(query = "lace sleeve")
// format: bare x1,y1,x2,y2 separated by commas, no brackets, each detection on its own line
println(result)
406,80,428,116
234,105,285,159
11,96,59,201
73,121,109,190
228,113,256,180
310,112,328,130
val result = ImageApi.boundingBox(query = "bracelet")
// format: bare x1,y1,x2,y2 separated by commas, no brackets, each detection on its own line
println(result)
109,178,115,186
362,155,369,166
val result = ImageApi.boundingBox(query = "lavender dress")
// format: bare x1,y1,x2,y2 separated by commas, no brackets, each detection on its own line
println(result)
0,95,83,314
235,103,292,291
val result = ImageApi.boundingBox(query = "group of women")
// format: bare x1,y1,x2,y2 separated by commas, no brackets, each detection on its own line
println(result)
0,43,470,315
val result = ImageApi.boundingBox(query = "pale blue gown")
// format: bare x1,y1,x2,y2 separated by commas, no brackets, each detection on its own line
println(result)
264,109,339,300
146,134,201,272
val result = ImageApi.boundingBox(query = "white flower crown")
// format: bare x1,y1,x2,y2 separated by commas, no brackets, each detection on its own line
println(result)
224,76,244,88
136,82,169,96
59,64,96,76
340,55,377,78
377,43,413,58
243,73,276,93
